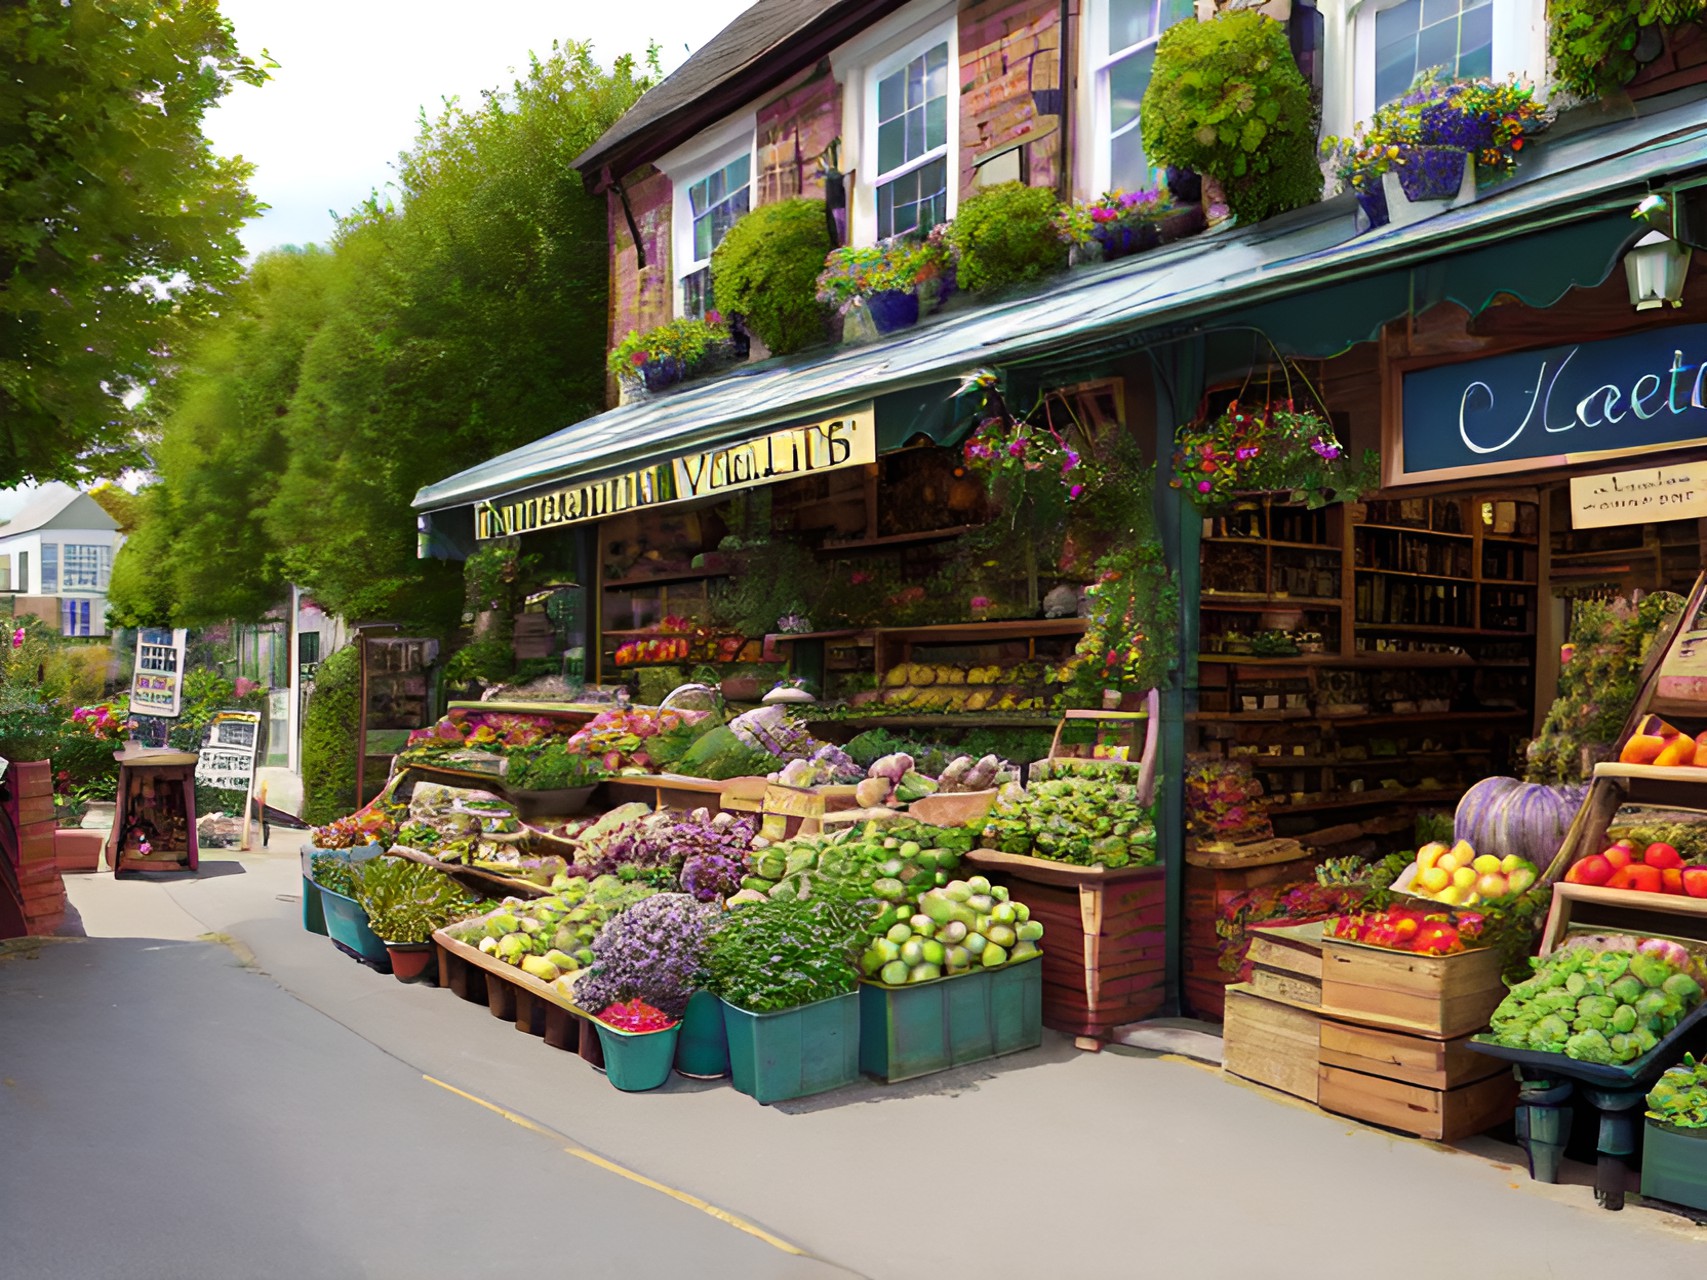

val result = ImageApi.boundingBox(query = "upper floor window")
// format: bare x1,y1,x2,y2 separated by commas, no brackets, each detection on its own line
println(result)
61,544,110,591
1091,0,1195,195
666,133,755,319
40,542,57,594
874,38,951,238
1373,0,1493,105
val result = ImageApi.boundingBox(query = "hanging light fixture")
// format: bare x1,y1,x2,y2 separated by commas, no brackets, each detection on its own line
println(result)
1626,195,1692,311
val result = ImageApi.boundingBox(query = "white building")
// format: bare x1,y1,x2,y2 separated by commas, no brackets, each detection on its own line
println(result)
0,487,124,637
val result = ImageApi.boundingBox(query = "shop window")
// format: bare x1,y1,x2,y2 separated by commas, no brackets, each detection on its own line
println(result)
673,148,751,318
872,38,951,238
1089,0,1195,196
1351,0,1540,122
61,543,108,591
40,543,57,593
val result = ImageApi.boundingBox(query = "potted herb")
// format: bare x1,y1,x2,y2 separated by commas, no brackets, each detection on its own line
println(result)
606,312,736,394
578,893,722,1088
816,232,952,335
1644,1053,1707,1211
706,898,864,1103
1055,190,1165,265
502,744,608,821
356,857,477,981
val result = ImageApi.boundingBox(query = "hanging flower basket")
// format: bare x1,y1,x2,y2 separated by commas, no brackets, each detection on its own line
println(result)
1354,184,1389,231
1171,399,1377,511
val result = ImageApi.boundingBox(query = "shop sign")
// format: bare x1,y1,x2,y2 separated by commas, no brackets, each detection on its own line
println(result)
195,710,262,794
130,627,188,717
474,405,876,539
1397,325,1707,485
1569,462,1707,528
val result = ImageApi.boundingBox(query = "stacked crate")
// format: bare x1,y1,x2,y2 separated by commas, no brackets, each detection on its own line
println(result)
1183,842,1321,1019
11,761,66,935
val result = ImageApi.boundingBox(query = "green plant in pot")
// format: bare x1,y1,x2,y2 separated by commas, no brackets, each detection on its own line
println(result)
1552,0,1706,98
712,198,832,355
945,182,1068,293
607,312,735,392
1139,11,1322,226
355,857,478,981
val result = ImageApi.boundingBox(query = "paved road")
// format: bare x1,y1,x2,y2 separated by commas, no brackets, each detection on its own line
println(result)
0,937,844,1280
11,850,1707,1279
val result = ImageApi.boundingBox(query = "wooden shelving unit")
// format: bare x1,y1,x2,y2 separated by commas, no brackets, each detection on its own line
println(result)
1191,494,1541,844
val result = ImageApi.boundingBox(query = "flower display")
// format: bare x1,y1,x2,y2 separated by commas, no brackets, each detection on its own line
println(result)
606,313,735,385
1054,189,1166,261
576,892,722,1019
815,231,952,315
1171,399,1374,510
404,709,564,755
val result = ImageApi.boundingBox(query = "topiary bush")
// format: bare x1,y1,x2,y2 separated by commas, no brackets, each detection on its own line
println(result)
1551,0,1705,98
301,642,362,825
945,182,1068,293
711,198,831,356
1140,11,1323,225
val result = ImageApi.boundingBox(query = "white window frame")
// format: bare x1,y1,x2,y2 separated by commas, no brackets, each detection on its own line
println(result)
60,543,109,592
837,4,959,248
656,114,757,320
1349,0,1546,125
1081,0,1196,201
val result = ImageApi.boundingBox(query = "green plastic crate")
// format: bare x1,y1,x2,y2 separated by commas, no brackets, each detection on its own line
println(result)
859,956,1043,1083
1641,1120,1707,1211
722,991,859,1104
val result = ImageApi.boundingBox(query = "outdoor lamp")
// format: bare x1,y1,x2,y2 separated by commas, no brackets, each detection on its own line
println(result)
1625,228,1692,310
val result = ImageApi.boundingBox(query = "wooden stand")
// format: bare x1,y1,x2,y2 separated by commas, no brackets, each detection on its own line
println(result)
109,748,198,875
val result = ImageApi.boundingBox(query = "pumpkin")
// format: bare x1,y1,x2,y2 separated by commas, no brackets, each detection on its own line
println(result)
1454,776,1585,870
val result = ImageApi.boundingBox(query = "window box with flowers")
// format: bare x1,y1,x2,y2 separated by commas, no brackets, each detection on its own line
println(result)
606,313,738,396
1055,189,1166,265
816,229,954,338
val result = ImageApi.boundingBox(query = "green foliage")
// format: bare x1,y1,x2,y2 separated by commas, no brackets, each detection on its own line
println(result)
443,637,516,687
705,898,864,1012
707,536,822,635
711,198,832,356
301,644,362,825
504,745,609,791
815,231,953,312
1525,592,1685,784
1140,12,1323,224
944,183,1068,293
1066,540,1180,702
310,853,362,898
0,0,266,487
1647,1053,1707,1129
1551,0,1706,98
356,857,476,944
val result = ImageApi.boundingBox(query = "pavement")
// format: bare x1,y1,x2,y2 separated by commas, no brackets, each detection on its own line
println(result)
4,838,1704,1279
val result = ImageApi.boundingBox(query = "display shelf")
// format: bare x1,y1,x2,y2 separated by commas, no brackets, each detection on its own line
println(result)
603,566,729,588
1539,881,1707,956
1355,567,1473,583
1201,593,1342,607
1354,524,1473,540
1588,761,1707,811
1352,622,1533,638
808,713,1057,729
1196,652,1476,669
820,525,978,551
765,629,872,643
879,618,1088,641
1267,789,1462,814
1321,710,1528,728
1202,536,1340,552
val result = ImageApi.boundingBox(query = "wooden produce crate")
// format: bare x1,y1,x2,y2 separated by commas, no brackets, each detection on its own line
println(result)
1316,1063,1517,1142
966,851,1165,1044
1317,1021,1505,1092
1247,920,1325,1008
1183,845,1326,1020
1318,936,1506,1039
432,918,604,1068
1223,983,1323,1103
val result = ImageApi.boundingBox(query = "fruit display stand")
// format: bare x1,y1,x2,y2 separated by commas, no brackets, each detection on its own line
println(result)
858,954,1043,1083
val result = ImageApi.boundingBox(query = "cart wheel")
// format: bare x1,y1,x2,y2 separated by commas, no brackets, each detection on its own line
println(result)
1594,1154,1626,1211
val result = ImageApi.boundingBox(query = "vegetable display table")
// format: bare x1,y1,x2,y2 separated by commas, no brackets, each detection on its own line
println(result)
964,850,1164,1048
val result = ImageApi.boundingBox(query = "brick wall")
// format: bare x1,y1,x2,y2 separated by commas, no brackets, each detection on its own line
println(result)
959,0,1064,195
756,60,842,206
607,166,674,383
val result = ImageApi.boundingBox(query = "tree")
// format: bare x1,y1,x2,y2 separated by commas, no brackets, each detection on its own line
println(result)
87,482,141,534
0,0,267,487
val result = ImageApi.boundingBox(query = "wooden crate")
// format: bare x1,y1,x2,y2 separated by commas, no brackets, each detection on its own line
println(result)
1319,936,1506,1039
1223,984,1322,1103
1317,1063,1517,1141
1247,920,1325,1006
967,853,1165,1040
1183,849,1325,1020
1318,1021,1505,1091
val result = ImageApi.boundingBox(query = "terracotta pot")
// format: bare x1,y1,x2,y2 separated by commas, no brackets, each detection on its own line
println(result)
385,942,435,983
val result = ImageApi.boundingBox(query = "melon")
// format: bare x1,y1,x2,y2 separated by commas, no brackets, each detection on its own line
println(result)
1453,776,1584,871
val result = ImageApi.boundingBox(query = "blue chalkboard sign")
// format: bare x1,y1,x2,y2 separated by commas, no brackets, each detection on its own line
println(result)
1400,324,1707,483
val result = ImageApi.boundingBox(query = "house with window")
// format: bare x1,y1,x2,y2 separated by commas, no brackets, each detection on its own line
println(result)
0,486,123,637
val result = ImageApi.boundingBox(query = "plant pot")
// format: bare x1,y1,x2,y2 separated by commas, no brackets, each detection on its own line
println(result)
674,990,731,1079
640,355,683,392
1156,203,1207,244
1641,1119,1707,1211
506,785,597,822
1090,222,1161,263
1164,166,1202,205
1354,184,1389,231
858,957,1042,1083
384,941,435,983
722,991,860,1104
594,1020,681,1092
866,289,920,334
317,884,392,971
1383,150,1475,228
719,676,764,702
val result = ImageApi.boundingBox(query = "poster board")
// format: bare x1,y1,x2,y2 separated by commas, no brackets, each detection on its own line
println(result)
131,628,188,718
195,709,263,795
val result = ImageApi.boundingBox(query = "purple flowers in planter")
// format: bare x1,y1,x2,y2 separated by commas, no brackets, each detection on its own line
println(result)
576,893,721,1019
681,852,743,903
1394,146,1468,203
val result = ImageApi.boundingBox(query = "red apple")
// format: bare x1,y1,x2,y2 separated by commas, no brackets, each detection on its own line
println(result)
1643,843,1684,870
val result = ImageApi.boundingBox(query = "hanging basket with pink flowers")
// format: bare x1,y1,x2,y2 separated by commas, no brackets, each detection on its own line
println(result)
1171,399,1378,511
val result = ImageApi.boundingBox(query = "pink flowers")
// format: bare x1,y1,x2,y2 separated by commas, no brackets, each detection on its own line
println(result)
970,595,991,610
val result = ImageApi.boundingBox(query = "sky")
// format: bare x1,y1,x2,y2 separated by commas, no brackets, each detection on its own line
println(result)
0,0,756,518
205,0,759,255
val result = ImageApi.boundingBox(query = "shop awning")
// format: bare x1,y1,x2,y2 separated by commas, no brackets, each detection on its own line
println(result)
415,95,1707,517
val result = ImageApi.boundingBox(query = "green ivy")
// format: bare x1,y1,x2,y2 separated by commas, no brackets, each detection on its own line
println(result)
944,182,1068,294
711,198,832,356
301,644,362,825
1139,11,1323,224
1551,0,1706,98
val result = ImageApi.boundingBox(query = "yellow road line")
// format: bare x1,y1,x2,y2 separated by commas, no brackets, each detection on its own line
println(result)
422,1074,807,1256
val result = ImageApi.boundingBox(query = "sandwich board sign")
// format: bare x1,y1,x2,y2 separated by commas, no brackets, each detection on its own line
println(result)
195,710,263,795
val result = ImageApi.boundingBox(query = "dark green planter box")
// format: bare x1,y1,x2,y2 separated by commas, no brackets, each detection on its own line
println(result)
675,990,730,1079
858,956,1043,1083
722,991,859,1104
1641,1119,1707,1211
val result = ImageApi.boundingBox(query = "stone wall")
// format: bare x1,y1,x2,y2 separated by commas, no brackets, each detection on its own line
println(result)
959,0,1065,195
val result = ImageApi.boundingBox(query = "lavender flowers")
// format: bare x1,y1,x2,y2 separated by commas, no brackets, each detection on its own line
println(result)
575,893,721,1019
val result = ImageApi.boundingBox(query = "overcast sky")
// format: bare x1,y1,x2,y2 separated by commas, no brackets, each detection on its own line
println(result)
1,0,755,515
205,0,758,255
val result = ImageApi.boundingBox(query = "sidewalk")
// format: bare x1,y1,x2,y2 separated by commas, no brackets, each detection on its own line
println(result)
59,852,1707,1278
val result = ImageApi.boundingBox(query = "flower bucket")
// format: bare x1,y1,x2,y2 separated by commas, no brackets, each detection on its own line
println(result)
384,941,435,983
595,1021,681,1092
640,355,683,392
1354,184,1389,231
319,885,392,971
1383,149,1475,228
675,990,731,1078
867,289,920,334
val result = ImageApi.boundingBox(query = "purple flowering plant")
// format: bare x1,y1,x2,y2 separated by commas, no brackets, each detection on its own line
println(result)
584,807,758,884
680,852,743,902
576,893,722,1019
